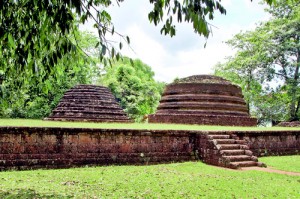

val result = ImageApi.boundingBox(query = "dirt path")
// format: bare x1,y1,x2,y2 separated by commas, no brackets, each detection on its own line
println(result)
241,167,300,176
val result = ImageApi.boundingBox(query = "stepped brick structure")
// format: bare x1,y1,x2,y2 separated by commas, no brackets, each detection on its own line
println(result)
199,133,264,169
45,84,131,122
149,75,257,126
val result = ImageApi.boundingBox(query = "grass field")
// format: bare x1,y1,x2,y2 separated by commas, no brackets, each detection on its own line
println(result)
260,155,300,173
0,157,299,199
0,119,299,198
1,119,300,131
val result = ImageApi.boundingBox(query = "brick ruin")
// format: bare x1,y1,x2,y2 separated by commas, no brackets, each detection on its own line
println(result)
148,75,257,126
0,127,299,170
45,84,131,123
2,79,298,170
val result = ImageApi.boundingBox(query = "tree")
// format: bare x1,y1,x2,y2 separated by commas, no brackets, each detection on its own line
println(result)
101,58,165,122
262,1,300,121
0,0,275,81
0,31,100,118
214,0,300,123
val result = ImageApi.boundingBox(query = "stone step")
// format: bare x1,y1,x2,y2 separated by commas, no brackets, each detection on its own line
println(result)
239,145,250,150
220,150,245,155
215,139,236,144
218,144,241,150
250,156,258,162
208,134,230,139
223,155,252,162
229,161,258,168
245,150,253,156
235,140,247,145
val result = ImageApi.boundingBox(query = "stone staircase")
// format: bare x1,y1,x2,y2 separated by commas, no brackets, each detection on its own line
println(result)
200,133,265,169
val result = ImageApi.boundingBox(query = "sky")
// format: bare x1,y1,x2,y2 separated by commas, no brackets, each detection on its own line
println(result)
82,0,270,83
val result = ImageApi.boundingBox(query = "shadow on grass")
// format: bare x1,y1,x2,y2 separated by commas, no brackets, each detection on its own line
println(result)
0,188,73,199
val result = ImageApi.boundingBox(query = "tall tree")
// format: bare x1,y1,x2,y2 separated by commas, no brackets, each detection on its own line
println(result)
101,58,165,122
262,0,300,121
215,0,300,123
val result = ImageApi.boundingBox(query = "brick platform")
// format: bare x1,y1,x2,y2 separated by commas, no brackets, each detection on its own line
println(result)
0,127,299,170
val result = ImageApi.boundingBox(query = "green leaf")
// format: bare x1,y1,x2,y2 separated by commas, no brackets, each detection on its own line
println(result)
95,42,100,48
111,47,115,58
130,58,134,66
126,36,130,44
8,34,16,48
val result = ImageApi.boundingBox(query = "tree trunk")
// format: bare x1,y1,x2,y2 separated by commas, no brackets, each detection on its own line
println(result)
246,68,252,113
289,48,300,121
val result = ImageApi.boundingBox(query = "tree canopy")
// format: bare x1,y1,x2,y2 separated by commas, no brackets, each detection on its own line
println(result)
214,0,300,124
0,0,275,81
0,31,100,118
101,57,165,122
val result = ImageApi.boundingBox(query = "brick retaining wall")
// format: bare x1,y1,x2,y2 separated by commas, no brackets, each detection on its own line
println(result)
0,127,299,170
0,127,197,170
234,131,300,156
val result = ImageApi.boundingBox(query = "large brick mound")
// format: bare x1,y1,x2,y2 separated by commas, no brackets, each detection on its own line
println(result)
45,84,131,122
148,75,257,126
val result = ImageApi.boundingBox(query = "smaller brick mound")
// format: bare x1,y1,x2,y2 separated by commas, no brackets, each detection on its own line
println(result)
277,121,300,127
149,75,257,126
45,85,131,122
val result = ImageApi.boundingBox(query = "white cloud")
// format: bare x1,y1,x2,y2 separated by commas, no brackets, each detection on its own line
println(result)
222,0,233,7
121,25,168,70
81,0,270,83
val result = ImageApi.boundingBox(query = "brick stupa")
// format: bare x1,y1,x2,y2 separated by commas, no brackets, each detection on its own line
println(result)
46,85,131,122
148,75,257,126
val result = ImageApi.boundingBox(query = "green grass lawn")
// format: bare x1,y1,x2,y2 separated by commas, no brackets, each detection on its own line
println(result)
0,158,299,199
1,119,300,131
259,155,300,173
